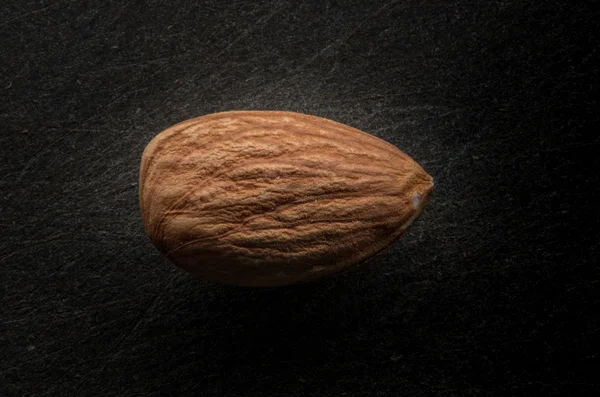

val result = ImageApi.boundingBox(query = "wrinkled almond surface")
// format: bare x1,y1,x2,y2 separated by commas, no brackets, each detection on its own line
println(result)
139,111,433,286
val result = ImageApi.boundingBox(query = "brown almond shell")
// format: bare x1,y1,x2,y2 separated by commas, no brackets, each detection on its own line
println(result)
139,111,433,287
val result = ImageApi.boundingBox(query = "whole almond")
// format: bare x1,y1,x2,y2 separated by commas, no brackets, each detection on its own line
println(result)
139,111,433,287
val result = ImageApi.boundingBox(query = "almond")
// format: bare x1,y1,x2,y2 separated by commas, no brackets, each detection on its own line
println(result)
139,111,433,287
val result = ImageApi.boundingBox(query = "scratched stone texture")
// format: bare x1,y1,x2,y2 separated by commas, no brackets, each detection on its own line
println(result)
0,1,598,396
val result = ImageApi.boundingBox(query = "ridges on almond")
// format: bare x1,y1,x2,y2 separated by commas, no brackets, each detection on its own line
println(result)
139,110,433,287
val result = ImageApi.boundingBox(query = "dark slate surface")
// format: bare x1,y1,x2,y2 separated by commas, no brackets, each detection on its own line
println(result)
1,1,598,396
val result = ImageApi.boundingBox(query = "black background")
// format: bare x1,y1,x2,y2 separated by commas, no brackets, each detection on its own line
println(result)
1,1,598,396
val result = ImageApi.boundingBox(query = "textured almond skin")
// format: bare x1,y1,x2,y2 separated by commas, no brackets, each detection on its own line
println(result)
139,111,433,287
